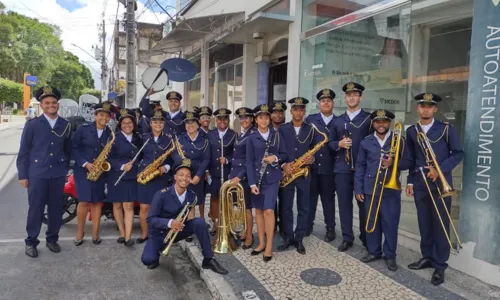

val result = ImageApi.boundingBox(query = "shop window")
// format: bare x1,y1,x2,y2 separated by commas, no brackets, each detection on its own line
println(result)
186,77,201,111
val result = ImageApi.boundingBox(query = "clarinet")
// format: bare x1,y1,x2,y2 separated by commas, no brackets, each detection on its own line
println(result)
257,141,270,188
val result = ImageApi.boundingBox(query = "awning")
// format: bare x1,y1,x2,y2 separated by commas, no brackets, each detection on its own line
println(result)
150,13,244,53
216,12,294,44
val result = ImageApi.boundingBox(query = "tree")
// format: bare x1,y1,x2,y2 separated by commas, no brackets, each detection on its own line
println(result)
0,78,23,104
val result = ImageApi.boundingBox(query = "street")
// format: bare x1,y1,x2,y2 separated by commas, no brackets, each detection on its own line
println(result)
0,125,212,300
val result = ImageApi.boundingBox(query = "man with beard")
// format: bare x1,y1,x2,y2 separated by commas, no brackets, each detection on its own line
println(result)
305,89,337,242
140,159,228,274
17,86,72,257
328,82,371,252
405,93,463,286
140,89,186,136
354,109,411,271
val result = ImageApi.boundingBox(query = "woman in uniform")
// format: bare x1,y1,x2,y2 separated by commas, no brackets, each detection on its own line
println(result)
108,108,142,246
71,102,113,245
172,111,210,234
136,110,174,243
229,107,255,249
197,106,213,135
246,104,287,262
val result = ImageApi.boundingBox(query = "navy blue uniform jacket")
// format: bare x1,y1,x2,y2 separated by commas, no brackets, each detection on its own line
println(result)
305,113,336,175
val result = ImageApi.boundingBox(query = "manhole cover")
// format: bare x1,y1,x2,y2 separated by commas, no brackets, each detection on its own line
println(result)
300,268,342,286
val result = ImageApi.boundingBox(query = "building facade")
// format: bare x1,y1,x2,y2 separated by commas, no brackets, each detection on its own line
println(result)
151,0,500,286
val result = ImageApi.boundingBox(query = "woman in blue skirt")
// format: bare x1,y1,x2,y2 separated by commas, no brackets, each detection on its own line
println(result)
71,102,114,246
246,104,287,262
229,107,255,249
136,110,174,243
171,111,210,224
107,108,143,246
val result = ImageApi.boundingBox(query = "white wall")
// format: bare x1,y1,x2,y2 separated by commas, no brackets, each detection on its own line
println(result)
243,44,258,108
182,0,274,19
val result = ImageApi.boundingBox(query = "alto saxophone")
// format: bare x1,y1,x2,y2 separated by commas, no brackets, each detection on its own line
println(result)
280,125,328,187
87,128,115,182
137,141,176,184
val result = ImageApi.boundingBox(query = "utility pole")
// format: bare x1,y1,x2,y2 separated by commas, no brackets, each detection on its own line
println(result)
125,0,136,108
100,20,107,103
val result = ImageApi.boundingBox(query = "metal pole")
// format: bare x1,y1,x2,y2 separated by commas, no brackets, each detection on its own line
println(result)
101,20,107,103
125,0,136,108
214,62,219,110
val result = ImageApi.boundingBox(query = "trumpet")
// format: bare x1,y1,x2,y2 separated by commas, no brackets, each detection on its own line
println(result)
161,196,198,257
365,121,402,234
415,125,462,254
213,180,247,253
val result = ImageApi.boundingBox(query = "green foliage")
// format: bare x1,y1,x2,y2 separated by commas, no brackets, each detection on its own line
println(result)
0,11,95,99
0,77,23,104
12,108,18,115
81,88,102,99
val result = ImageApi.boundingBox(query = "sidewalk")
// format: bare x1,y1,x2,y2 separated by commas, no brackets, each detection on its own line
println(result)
180,199,500,300
0,122,24,191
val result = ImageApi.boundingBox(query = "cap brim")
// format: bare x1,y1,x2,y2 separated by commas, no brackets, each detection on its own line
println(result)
416,100,437,105
95,109,111,114
372,117,393,121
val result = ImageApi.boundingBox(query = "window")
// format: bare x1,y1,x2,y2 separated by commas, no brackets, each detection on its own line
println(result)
139,37,149,51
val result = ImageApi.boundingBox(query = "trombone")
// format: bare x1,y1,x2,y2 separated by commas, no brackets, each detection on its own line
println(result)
365,121,402,233
161,196,198,257
415,125,462,254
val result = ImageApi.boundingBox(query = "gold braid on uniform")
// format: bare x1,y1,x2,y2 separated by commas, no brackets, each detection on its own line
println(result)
296,126,314,144
52,123,71,138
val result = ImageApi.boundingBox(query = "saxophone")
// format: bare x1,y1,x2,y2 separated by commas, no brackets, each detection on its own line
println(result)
280,125,328,187
87,128,115,182
137,140,176,184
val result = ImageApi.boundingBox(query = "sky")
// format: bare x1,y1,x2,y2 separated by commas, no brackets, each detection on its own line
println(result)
2,0,177,90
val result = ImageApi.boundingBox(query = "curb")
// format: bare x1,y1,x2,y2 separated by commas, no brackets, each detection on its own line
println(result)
179,240,239,300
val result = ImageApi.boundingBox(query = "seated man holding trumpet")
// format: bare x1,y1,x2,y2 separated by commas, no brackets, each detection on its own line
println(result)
140,158,228,275
354,109,412,271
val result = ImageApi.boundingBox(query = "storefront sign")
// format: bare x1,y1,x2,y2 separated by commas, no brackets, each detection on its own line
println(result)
461,0,500,265
25,75,38,87
161,58,196,82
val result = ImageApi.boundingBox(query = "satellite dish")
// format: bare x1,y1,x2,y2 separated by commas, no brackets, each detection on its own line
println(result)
79,94,99,106
142,67,169,92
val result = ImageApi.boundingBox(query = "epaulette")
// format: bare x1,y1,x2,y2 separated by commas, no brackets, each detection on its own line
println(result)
161,188,168,193
82,123,90,126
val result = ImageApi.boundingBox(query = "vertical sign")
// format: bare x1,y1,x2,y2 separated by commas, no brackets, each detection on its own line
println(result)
23,73,31,109
461,0,500,265
257,62,269,105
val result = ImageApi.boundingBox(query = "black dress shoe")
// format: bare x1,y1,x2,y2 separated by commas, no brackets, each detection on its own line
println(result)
147,261,159,270
242,239,254,250
136,237,148,244
386,258,398,271
263,255,272,262
360,253,382,263
46,242,61,253
185,236,193,242
74,239,83,246
337,241,353,252
296,241,306,255
408,257,433,270
250,248,264,256
117,237,125,244
25,245,38,258
92,238,101,245
324,228,336,242
278,238,294,251
202,258,228,275
124,239,135,247
431,269,445,286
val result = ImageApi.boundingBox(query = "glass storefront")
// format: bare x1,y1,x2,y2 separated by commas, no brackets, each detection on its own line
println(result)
299,0,473,237
186,76,201,110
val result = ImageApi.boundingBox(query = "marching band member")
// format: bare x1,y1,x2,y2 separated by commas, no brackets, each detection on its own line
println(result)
140,159,228,274
72,102,114,246
17,86,71,257
137,110,174,244
246,104,287,261
329,82,371,252
229,107,256,248
207,109,237,235
107,109,143,246
354,109,411,271
172,110,210,239
306,89,337,242
278,97,323,255
270,102,287,234
271,102,287,130
140,89,186,136
135,108,150,134
405,93,464,285
197,106,213,134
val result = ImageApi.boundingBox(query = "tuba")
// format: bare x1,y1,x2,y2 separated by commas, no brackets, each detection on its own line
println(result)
137,141,176,184
87,128,115,182
213,180,247,254
280,125,328,187
161,195,198,257
365,121,402,233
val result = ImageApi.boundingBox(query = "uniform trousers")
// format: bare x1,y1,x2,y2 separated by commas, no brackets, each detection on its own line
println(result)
26,177,66,246
279,180,310,242
363,191,401,259
336,173,366,243
414,187,452,270
141,218,213,266
308,173,336,230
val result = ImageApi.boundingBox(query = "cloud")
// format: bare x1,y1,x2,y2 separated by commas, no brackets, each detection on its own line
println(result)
2,0,175,90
